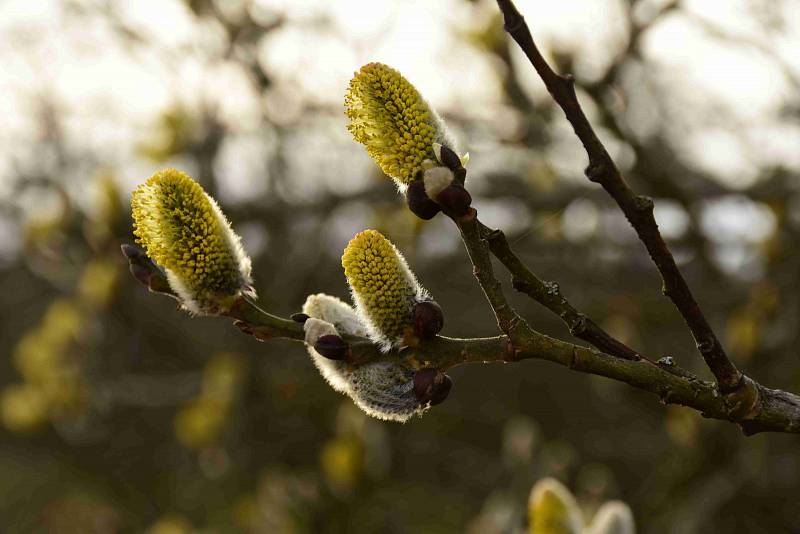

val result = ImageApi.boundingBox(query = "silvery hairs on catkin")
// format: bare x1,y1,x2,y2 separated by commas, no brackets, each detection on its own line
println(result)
301,293,428,422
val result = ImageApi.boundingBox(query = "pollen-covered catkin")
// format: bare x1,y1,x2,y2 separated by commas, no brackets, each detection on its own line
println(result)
341,230,429,350
131,168,252,314
345,62,456,186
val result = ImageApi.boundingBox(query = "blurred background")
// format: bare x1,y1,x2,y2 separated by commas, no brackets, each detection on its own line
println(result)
1,0,799,532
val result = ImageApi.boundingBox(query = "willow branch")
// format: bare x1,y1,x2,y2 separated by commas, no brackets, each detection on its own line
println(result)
478,221,644,362
493,0,743,393
454,208,529,341
225,301,800,435
122,244,800,434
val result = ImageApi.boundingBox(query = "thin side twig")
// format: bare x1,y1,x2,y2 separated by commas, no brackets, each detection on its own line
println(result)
478,221,644,362
454,208,529,341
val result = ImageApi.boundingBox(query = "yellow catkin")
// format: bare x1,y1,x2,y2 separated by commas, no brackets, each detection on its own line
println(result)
345,63,440,185
131,168,250,312
529,478,583,534
341,230,420,343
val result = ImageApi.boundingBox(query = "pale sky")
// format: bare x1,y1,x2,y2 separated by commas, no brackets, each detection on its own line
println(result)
0,0,797,275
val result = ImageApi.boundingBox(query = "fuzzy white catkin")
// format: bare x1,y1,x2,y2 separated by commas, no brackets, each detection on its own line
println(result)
585,502,635,534
301,293,428,422
302,293,366,337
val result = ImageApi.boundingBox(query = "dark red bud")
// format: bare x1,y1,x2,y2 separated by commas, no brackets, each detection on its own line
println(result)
406,180,441,220
129,263,152,288
413,368,453,406
314,334,349,360
148,272,172,294
435,183,472,218
413,300,444,339
291,313,310,324
438,144,462,172
120,243,144,260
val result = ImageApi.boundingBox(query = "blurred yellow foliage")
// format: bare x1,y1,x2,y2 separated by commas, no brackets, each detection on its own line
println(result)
232,493,260,532
320,436,363,493
77,259,120,310
145,515,193,534
5,253,121,434
202,352,244,402
725,281,779,361
41,298,83,344
0,383,49,433
85,172,125,247
93,172,124,229
6,298,87,432
138,107,197,162
174,397,227,449
664,406,700,448
174,353,244,449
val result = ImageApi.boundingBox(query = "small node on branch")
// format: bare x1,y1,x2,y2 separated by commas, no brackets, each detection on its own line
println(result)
568,314,588,336
544,281,560,296
233,320,268,342
657,356,675,367
634,195,655,213
584,162,608,184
